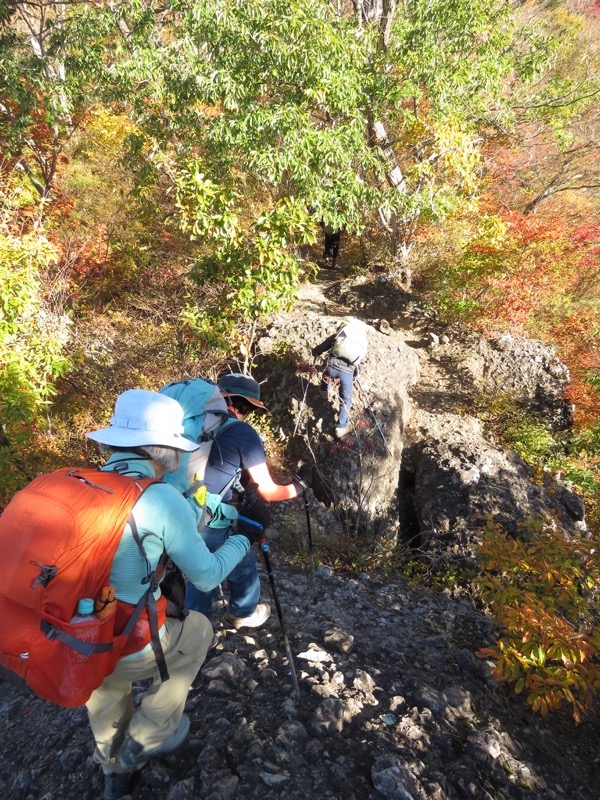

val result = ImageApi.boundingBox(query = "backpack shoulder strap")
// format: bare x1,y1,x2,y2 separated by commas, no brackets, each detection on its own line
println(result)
122,513,170,682
182,415,240,500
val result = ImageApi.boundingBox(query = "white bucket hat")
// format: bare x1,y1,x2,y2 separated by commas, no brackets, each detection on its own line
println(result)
87,390,199,452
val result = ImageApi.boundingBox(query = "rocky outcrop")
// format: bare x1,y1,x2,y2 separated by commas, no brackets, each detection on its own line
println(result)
443,331,573,431
401,325,585,550
256,309,420,543
256,282,583,553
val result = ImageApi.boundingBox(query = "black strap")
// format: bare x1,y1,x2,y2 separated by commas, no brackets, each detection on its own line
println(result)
120,588,151,638
211,466,242,508
40,620,113,656
128,515,170,682
146,582,169,682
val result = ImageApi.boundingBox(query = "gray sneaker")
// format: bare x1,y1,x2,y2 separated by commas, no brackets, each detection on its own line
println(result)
117,713,190,771
222,603,271,629
335,426,348,439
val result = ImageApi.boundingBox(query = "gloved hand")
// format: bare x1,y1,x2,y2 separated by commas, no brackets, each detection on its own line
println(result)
235,483,272,545
292,463,312,493
235,515,265,545
243,486,272,528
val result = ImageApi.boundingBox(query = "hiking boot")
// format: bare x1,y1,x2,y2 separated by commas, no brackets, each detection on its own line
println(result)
103,771,134,800
222,603,271,630
335,426,348,439
117,714,190,771
320,380,335,401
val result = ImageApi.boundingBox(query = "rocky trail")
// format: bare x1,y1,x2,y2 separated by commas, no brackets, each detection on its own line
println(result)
1,269,599,800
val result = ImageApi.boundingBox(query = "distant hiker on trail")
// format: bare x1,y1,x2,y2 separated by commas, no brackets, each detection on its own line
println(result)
322,221,341,269
312,317,369,439
183,373,312,630
84,390,262,800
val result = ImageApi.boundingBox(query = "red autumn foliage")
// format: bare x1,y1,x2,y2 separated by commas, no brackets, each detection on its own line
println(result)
354,417,372,431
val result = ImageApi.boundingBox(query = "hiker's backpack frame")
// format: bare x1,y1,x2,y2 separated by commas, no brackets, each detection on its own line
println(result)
160,378,240,521
331,317,369,366
160,379,229,495
0,467,167,707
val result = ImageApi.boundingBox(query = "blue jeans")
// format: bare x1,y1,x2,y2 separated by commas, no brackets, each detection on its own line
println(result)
185,527,260,618
322,365,354,428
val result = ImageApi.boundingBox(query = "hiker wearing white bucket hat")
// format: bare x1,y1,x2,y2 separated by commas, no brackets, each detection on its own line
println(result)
87,389,199,452
84,388,257,800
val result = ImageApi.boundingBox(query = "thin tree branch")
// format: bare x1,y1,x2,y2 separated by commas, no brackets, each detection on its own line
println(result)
513,86,600,112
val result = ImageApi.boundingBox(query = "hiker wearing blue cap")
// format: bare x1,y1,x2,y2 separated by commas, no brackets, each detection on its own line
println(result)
185,373,312,630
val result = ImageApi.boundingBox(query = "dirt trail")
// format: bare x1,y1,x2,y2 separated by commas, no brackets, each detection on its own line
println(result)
297,267,468,421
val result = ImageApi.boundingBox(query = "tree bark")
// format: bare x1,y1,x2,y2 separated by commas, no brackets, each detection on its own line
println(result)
357,3,418,286
0,422,10,449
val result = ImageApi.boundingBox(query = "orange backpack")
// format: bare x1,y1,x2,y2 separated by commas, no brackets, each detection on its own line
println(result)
0,467,168,707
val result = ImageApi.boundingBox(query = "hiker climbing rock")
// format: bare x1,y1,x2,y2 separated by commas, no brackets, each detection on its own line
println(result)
312,317,369,439
82,390,258,800
182,373,312,629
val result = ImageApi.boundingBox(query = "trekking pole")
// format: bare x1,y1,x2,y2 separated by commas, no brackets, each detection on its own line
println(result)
238,516,300,694
293,357,317,437
301,488,316,603
354,375,390,452
260,537,300,694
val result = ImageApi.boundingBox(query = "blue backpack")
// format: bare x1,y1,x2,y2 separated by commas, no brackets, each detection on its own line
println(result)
159,379,239,526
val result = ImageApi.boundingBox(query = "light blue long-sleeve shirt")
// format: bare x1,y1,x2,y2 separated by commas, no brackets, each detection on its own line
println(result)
102,453,250,605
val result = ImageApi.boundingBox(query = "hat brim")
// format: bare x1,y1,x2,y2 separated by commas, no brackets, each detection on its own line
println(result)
87,427,199,452
221,391,268,412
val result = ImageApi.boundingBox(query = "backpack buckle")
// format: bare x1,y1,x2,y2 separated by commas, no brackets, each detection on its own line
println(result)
41,622,60,640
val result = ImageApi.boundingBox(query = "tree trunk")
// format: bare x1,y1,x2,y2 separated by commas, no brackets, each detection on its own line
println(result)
368,118,416,287
358,3,417,286
0,422,10,448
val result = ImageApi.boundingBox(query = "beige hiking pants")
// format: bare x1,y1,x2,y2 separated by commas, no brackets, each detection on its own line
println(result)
86,610,213,774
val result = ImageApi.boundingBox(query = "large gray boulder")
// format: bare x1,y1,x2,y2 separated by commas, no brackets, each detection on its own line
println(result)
404,412,586,553
440,330,573,431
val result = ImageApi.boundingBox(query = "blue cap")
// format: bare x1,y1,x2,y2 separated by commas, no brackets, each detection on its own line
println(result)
218,373,267,411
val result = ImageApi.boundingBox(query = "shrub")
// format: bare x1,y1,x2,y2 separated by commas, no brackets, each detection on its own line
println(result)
0,226,71,504
476,522,600,722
